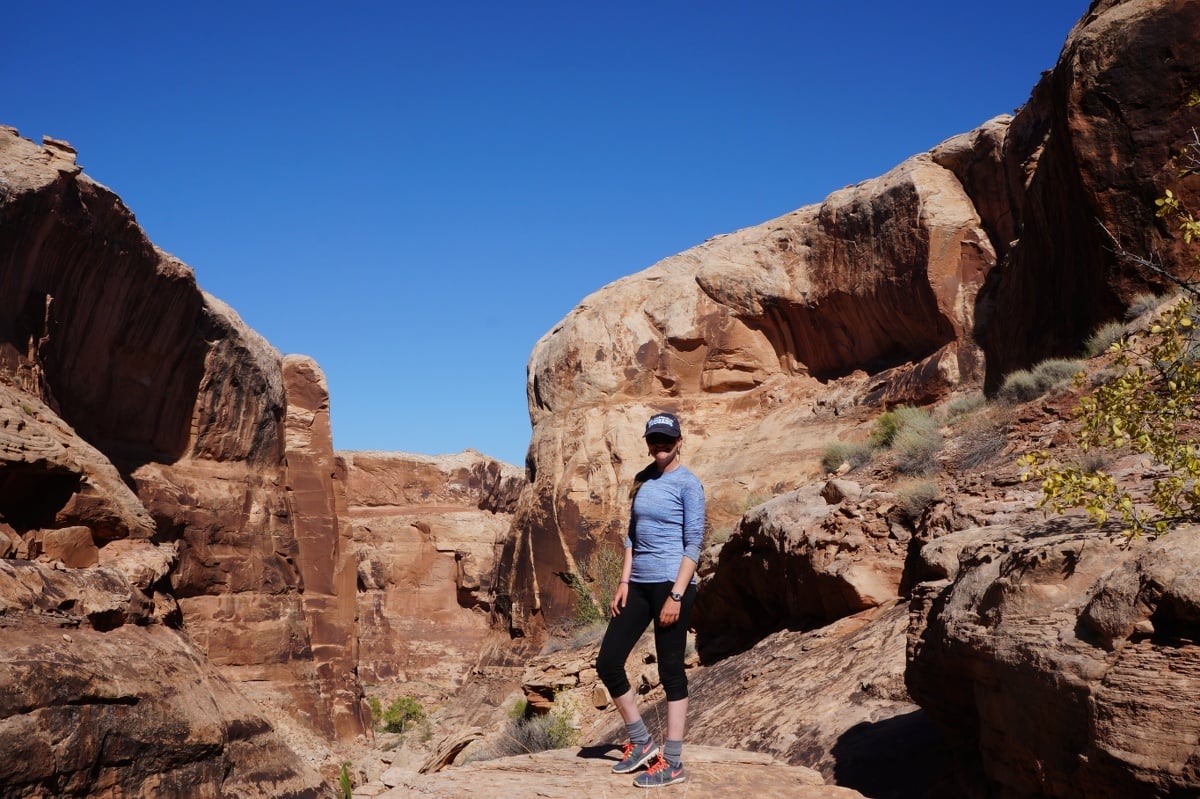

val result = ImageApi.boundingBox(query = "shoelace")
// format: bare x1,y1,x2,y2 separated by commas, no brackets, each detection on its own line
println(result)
644,754,670,774
620,743,636,760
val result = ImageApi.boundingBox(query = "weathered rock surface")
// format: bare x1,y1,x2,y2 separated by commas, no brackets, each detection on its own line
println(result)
0,559,331,799
907,523,1200,798
0,126,367,794
500,144,996,630
363,746,863,799
341,450,525,694
694,480,912,658
974,0,1200,387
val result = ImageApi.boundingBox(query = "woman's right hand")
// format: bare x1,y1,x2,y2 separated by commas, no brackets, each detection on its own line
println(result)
610,583,629,616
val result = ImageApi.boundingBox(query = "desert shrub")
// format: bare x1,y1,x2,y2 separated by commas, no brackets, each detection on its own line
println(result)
1126,292,1164,321
891,423,944,476
490,698,578,758
943,393,986,423
999,359,1085,403
1031,359,1086,392
895,478,939,521
379,696,425,734
871,406,936,447
951,413,1010,471
1023,296,1200,538
1084,321,1128,357
568,543,624,626
867,406,942,475
870,410,902,448
820,440,875,473
338,763,353,799
997,369,1040,403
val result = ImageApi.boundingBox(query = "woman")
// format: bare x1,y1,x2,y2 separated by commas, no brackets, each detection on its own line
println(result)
596,411,705,788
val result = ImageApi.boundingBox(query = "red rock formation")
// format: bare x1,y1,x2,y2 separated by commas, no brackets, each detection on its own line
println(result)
907,524,1200,798
0,127,367,794
0,558,330,798
974,0,1200,388
499,0,1200,645
503,124,998,632
341,450,524,696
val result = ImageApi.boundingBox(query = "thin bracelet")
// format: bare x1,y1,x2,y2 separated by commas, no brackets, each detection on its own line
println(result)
619,580,629,584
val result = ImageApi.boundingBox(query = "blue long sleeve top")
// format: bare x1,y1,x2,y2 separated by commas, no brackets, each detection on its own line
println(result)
625,465,706,584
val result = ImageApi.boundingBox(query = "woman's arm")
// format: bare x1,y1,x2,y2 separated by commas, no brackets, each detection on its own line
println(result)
611,544,634,616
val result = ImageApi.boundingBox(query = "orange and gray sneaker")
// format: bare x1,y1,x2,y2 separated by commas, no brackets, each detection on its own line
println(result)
612,740,660,774
633,754,686,787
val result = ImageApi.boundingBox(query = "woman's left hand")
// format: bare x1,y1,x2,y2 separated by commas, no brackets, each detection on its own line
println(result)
659,596,681,626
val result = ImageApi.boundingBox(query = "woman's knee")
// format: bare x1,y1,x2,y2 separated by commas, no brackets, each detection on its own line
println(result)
660,666,688,702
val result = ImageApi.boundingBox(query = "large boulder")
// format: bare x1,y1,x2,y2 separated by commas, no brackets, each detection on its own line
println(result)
907,524,1200,798
0,559,331,799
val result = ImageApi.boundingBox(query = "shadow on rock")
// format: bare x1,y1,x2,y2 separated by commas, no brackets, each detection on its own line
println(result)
831,709,948,799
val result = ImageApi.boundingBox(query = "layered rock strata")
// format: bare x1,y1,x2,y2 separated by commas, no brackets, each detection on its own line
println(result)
0,127,367,793
907,523,1200,798
341,450,525,695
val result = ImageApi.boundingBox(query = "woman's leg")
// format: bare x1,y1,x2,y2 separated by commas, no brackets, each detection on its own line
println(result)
596,582,654,722
652,582,696,766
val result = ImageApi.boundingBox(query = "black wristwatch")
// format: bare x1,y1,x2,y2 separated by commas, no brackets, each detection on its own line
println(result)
669,591,683,602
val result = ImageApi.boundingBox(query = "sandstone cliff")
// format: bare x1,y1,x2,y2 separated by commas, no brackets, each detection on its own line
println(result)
495,0,1200,642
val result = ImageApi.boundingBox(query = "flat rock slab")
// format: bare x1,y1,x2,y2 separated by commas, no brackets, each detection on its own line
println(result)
368,745,866,798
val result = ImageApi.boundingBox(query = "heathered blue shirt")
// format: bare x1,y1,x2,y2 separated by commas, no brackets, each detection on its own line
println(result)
625,465,706,584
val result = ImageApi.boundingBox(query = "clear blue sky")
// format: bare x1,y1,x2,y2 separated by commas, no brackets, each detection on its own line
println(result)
7,1,1087,466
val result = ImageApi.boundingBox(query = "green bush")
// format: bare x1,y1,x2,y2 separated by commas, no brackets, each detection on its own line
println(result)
867,406,942,474
568,543,625,626
1084,321,1128,357
378,696,425,734
338,763,353,799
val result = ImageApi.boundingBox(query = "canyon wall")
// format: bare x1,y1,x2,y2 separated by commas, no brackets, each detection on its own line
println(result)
495,0,1200,640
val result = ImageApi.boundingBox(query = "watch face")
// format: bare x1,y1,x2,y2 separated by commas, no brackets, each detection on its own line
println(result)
670,592,683,601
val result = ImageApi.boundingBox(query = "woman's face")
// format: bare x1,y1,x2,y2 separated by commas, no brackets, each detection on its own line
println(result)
645,433,681,471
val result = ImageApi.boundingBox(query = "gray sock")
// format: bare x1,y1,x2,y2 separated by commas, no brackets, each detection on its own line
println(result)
664,739,683,767
626,718,651,746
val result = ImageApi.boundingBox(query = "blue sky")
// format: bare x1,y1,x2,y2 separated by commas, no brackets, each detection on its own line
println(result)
7,1,1087,466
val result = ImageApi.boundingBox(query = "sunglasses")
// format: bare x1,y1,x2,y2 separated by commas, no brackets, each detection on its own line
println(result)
645,435,678,447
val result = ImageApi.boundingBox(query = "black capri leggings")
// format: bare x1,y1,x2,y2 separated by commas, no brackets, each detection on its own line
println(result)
596,580,697,703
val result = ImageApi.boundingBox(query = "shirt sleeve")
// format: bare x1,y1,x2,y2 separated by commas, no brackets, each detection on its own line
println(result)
681,474,706,564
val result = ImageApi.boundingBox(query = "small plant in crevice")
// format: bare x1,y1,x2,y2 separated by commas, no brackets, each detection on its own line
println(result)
567,542,625,627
